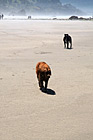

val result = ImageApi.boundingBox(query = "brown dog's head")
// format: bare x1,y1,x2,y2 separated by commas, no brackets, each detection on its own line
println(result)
41,69,51,80
46,70,51,78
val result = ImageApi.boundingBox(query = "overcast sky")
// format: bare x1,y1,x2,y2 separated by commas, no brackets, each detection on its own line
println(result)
60,0,93,14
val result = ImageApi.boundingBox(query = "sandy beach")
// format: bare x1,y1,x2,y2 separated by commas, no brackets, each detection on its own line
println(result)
0,19,93,140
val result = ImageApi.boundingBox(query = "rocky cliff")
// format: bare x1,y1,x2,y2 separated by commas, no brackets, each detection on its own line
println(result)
0,0,84,16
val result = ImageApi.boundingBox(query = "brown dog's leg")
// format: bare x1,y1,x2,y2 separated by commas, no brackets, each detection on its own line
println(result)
41,80,44,88
39,80,44,89
45,79,48,90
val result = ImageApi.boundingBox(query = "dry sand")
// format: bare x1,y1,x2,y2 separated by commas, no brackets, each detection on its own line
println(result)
0,20,93,140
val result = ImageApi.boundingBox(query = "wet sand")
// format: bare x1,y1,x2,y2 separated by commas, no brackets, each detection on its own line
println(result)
0,20,93,140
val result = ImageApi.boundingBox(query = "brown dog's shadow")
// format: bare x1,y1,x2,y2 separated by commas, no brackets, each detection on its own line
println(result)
40,88,56,95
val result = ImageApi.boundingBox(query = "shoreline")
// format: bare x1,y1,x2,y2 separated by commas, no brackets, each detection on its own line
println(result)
1,15,93,21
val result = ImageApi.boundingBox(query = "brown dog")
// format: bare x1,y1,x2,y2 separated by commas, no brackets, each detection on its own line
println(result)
36,62,51,90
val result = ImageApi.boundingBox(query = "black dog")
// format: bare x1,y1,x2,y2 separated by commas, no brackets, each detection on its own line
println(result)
63,34,72,49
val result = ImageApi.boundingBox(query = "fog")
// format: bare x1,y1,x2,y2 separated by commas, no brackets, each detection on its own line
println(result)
2,15,92,20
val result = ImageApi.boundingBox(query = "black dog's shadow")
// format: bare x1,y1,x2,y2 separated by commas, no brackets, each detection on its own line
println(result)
67,48,73,50
40,88,56,95
65,47,73,50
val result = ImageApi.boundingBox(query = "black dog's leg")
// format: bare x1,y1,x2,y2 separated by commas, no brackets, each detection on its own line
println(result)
70,40,72,49
64,42,66,49
67,42,69,49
